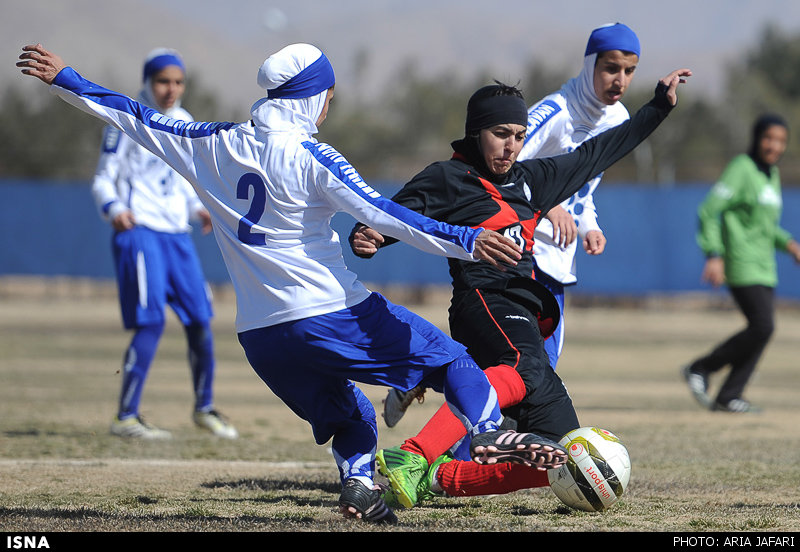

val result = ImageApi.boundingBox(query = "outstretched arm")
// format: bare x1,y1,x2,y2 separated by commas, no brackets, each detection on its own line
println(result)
18,43,240,196
349,221,520,269
521,68,692,214
23,44,139,233
17,44,64,84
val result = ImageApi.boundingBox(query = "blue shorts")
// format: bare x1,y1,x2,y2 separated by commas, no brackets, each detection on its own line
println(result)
113,226,212,329
237,292,467,443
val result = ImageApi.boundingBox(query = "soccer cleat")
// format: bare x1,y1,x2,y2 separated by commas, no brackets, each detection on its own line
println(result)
419,452,453,501
682,365,712,408
375,446,429,509
382,385,425,428
193,409,239,439
469,430,567,469
383,452,454,509
712,398,762,413
338,479,398,524
110,416,172,440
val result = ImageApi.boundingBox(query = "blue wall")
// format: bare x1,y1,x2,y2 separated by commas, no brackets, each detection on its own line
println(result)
2,180,800,299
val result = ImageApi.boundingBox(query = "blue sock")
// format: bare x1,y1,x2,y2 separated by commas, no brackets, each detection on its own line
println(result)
185,322,215,412
118,323,163,419
441,354,501,438
330,385,378,486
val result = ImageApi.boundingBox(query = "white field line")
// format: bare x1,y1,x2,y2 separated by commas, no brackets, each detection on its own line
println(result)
0,458,332,469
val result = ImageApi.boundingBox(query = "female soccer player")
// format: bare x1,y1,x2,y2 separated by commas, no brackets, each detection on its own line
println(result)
350,60,689,508
92,48,237,440
520,22,641,371
684,113,800,413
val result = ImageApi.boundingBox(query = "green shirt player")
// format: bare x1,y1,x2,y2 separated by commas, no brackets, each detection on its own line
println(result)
683,114,800,413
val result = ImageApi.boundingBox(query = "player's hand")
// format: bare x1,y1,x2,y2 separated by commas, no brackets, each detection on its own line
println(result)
111,211,137,232
473,229,522,269
545,205,577,248
787,239,800,264
659,68,692,106
583,230,606,255
17,44,66,85
197,209,213,235
701,257,725,288
349,224,384,258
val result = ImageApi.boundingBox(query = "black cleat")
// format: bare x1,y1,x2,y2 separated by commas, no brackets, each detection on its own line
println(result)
470,430,568,470
338,479,398,524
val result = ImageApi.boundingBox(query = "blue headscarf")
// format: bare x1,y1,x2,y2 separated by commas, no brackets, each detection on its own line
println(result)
266,53,335,100
559,23,638,132
252,44,336,136
142,49,185,83
585,23,641,57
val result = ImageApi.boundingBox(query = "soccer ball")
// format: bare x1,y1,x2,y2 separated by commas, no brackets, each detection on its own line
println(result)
547,426,631,512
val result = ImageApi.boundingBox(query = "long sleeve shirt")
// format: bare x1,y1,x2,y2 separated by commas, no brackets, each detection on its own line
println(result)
51,67,485,332
697,153,793,287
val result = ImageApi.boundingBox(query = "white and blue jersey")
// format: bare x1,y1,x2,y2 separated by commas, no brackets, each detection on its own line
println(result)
52,67,484,333
92,104,204,234
518,51,629,370
91,98,213,330
519,91,628,285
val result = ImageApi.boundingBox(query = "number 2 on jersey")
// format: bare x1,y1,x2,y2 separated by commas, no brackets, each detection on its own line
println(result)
237,173,267,245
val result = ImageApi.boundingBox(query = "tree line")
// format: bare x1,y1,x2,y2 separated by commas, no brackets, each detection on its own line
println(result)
3,25,800,186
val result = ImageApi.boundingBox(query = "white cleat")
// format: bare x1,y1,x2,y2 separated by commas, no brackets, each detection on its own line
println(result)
110,416,172,440
193,409,239,439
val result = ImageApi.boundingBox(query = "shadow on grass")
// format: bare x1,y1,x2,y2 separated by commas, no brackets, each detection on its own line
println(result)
201,477,341,494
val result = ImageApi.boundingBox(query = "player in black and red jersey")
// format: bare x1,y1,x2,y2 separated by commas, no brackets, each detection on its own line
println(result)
349,67,689,508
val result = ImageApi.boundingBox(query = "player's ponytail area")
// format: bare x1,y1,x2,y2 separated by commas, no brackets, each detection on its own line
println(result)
1,279,798,532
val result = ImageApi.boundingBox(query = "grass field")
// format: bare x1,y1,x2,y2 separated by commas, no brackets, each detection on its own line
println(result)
1,278,799,535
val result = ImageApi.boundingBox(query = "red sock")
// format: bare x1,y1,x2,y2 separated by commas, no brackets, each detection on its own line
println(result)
400,364,526,464
436,459,550,497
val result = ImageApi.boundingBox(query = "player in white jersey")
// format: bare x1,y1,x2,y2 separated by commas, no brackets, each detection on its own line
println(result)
518,22,640,369
91,49,237,440
19,42,569,524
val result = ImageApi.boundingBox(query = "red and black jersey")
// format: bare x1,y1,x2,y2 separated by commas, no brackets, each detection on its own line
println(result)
383,83,673,294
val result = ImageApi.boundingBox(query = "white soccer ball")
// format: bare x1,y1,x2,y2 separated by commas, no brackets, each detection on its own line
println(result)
547,426,631,512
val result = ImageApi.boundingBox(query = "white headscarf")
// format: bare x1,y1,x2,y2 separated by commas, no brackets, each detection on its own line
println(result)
250,43,335,137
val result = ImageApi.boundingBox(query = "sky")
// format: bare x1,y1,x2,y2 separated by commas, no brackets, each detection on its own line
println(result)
5,0,800,117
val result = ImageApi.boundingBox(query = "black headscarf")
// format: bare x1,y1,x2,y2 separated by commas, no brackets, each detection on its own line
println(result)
464,83,528,135
451,82,528,183
748,113,789,174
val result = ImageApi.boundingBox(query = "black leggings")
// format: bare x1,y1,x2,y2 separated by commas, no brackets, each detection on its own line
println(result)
691,285,775,404
448,289,580,442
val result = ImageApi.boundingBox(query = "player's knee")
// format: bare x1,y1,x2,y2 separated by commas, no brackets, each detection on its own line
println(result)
749,320,774,343
484,364,526,406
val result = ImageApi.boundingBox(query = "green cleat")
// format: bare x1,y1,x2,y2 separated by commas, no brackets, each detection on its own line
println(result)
417,452,454,502
382,484,404,509
381,451,454,508
376,446,428,509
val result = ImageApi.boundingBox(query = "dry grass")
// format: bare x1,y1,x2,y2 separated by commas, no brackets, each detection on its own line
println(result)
1,278,799,534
